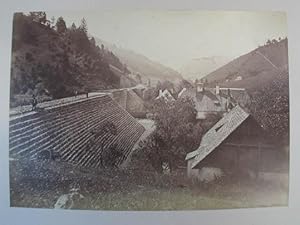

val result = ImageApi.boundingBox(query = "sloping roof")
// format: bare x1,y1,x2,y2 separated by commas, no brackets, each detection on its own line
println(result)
110,90,128,108
180,87,251,113
126,89,147,114
221,88,251,108
127,89,145,106
177,88,187,98
9,95,145,168
155,89,175,101
110,89,146,114
185,105,250,168
180,88,225,112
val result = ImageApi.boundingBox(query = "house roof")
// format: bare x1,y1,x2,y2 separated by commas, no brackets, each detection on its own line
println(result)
155,89,176,101
185,105,250,169
127,89,145,105
9,95,145,168
110,89,128,108
180,88,225,112
110,89,146,113
180,87,251,113
126,89,147,114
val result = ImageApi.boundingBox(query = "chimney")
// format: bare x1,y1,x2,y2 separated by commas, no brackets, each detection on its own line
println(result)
216,85,220,95
196,82,204,93
159,89,163,96
226,88,233,112
227,88,231,97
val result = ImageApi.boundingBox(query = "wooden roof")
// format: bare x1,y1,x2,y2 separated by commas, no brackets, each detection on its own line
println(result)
185,105,250,168
9,95,145,168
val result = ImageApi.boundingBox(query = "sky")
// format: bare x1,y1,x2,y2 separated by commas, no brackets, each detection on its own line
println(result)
47,10,287,71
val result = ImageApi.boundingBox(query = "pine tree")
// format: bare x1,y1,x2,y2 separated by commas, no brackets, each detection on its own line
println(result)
70,22,77,31
79,18,88,34
56,17,67,33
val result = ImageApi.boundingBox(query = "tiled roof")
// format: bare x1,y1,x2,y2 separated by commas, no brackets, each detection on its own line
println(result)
9,95,145,168
180,88,222,112
185,105,250,168
180,87,251,112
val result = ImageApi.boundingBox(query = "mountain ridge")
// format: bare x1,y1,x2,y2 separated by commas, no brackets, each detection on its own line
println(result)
94,37,183,86
202,38,288,90
179,56,231,80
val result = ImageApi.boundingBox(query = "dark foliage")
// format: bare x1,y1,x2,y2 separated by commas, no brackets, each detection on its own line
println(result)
249,69,289,146
12,13,38,50
56,17,67,33
138,98,203,173
10,12,129,107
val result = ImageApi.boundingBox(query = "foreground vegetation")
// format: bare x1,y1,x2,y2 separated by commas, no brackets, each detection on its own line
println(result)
10,160,288,210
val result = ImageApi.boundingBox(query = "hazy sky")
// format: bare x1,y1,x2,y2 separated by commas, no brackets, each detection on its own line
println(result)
48,10,287,70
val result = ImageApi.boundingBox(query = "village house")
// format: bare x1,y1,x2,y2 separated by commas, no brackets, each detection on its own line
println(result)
185,105,279,181
110,88,147,118
235,75,243,81
179,81,251,119
155,89,176,102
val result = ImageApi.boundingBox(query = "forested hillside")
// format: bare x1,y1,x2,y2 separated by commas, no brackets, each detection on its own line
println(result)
204,38,288,90
250,69,289,146
203,38,289,146
10,12,131,107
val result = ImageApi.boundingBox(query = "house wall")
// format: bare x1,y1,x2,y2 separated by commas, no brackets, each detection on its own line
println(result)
126,91,147,118
199,145,260,174
225,116,267,145
187,160,198,178
189,116,280,179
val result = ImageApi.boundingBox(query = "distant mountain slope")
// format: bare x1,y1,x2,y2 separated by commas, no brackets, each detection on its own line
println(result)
95,38,183,86
203,38,288,90
10,13,134,107
201,38,289,145
180,56,231,80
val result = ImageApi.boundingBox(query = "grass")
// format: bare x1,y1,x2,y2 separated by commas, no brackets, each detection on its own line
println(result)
79,189,244,210
9,160,288,210
11,184,288,210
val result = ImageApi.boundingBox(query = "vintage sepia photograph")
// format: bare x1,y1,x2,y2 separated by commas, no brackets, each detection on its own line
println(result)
9,10,289,210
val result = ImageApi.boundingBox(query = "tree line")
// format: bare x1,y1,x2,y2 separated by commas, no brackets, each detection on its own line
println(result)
10,12,130,106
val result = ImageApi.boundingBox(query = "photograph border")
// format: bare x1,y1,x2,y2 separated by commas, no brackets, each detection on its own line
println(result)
0,0,299,224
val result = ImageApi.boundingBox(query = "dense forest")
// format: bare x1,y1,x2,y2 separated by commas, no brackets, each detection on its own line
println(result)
10,12,130,107
250,68,289,147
